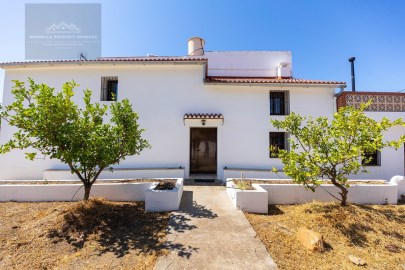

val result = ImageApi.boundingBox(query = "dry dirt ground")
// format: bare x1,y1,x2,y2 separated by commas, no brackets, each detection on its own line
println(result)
0,198,170,270
245,202,405,270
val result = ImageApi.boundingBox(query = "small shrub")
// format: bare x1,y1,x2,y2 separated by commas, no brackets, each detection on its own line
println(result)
233,179,255,190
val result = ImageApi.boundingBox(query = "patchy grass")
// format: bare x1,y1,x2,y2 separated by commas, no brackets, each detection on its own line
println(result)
245,202,405,270
0,198,170,269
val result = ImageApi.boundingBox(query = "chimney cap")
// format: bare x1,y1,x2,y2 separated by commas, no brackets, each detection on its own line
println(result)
188,36,205,43
188,37,205,56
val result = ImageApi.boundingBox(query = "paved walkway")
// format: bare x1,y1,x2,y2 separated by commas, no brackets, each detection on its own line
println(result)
154,186,277,270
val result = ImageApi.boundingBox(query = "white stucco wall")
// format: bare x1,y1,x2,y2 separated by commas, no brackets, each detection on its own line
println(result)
1,63,401,182
205,51,292,77
0,63,337,181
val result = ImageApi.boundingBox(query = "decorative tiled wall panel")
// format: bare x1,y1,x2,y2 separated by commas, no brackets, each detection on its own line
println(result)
345,94,405,112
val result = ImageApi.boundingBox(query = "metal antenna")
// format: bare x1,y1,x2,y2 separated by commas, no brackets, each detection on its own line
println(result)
80,53,87,61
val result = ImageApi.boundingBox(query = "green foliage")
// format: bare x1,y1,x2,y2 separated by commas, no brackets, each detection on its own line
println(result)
0,79,150,200
271,101,405,206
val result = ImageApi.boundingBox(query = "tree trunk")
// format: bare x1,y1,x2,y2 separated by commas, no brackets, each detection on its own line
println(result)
339,187,348,206
330,177,349,206
84,183,92,201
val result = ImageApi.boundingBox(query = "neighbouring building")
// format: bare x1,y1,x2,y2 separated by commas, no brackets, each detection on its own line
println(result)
0,37,403,181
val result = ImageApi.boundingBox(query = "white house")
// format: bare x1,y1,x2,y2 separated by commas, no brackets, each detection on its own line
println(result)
0,37,403,181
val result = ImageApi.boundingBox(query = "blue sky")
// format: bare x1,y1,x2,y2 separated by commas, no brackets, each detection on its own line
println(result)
1,0,405,99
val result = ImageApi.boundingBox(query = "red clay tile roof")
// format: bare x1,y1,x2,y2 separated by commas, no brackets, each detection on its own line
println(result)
0,59,345,87
184,113,224,119
0,57,207,68
205,76,346,85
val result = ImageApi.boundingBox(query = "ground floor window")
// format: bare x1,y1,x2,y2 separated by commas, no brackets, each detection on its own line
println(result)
269,132,288,158
270,90,289,115
362,150,381,166
101,76,118,101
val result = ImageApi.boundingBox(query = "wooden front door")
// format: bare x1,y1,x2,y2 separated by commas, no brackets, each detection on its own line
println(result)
190,128,217,174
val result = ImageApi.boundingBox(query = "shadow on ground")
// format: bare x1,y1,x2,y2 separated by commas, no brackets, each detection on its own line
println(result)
160,190,219,258
47,199,194,259
168,191,218,232
334,222,374,247
268,205,284,216
309,203,405,248
357,205,405,223
178,191,218,217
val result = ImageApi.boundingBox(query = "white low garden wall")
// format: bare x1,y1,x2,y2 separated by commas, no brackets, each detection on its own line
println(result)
145,178,184,212
224,168,287,182
390,175,405,199
0,182,154,202
43,167,185,180
226,178,400,213
261,183,398,205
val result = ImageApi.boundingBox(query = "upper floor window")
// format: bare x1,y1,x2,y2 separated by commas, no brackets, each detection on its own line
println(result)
101,76,118,101
362,150,381,166
270,90,289,115
269,132,288,158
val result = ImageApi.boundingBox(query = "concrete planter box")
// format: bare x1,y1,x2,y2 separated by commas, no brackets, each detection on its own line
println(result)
226,178,399,212
145,178,184,212
226,180,268,214
0,182,154,202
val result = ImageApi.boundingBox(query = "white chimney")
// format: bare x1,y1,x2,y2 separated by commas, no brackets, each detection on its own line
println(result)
277,62,289,79
188,37,205,56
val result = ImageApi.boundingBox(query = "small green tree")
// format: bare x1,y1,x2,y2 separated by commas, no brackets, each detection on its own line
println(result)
0,79,150,200
271,102,405,206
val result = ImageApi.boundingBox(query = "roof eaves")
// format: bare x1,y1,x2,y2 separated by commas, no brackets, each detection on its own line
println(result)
0,58,208,69
204,79,346,88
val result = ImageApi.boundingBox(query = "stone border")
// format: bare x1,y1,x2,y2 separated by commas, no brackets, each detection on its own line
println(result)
145,178,184,212
226,178,399,213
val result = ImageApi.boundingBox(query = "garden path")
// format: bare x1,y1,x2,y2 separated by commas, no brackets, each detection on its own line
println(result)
154,185,276,270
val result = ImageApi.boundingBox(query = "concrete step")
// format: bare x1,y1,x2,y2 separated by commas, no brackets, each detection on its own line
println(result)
184,178,224,186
